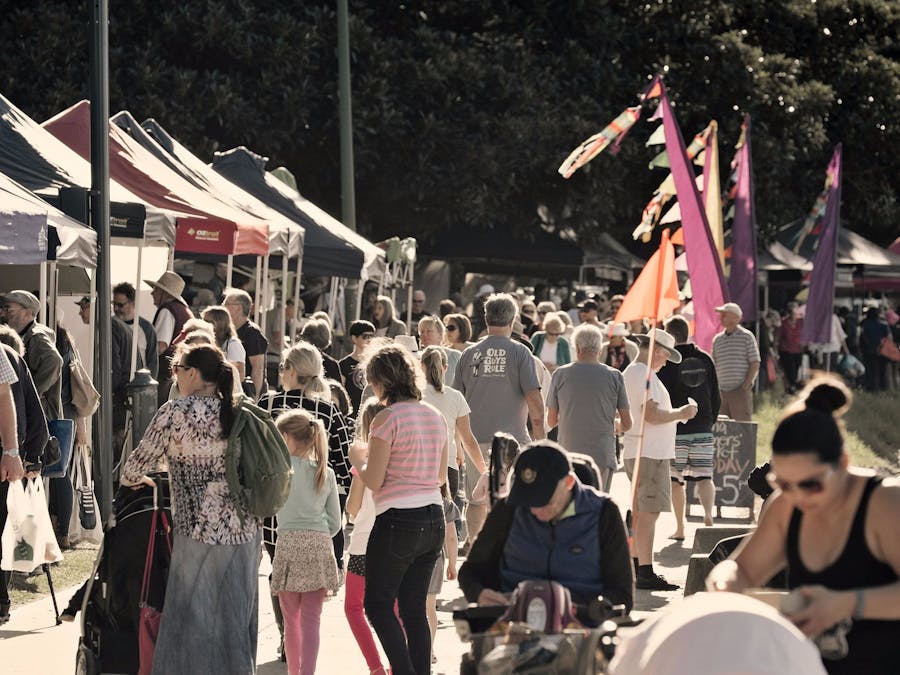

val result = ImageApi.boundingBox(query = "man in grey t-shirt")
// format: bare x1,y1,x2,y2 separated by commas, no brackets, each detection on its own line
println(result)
455,293,545,545
546,324,632,492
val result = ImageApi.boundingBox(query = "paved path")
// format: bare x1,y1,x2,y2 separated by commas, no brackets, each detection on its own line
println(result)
0,468,754,673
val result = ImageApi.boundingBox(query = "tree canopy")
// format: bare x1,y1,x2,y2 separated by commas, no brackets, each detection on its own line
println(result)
2,0,897,255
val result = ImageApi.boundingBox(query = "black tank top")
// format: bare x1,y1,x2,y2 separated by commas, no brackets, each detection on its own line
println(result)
786,476,900,674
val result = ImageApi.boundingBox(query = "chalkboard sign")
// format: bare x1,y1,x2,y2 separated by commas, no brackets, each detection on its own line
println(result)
689,418,757,511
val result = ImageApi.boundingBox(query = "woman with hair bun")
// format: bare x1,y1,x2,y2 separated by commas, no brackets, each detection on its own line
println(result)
707,375,900,674
122,344,261,674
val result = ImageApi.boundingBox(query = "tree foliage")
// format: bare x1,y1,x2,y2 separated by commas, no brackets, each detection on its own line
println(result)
2,0,897,254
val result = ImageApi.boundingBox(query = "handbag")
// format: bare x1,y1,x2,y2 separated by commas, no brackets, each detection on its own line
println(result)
27,478,63,565
43,418,75,478
878,336,900,362
68,444,103,545
138,502,173,675
70,356,100,418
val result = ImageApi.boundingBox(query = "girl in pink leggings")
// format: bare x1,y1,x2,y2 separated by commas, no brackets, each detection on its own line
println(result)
273,409,342,675
345,398,390,675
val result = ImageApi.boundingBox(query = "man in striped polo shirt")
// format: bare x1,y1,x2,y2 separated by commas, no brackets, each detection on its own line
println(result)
711,303,760,422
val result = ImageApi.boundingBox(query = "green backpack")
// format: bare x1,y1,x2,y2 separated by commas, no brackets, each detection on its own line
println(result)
224,395,293,522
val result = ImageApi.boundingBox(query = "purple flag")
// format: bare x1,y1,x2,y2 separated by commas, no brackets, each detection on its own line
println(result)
659,83,728,350
728,116,758,321
801,145,842,345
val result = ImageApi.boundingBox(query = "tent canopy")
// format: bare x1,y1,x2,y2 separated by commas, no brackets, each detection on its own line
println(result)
0,92,176,244
115,114,304,260
212,147,379,279
0,171,97,268
43,101,269,257
774,219,900,268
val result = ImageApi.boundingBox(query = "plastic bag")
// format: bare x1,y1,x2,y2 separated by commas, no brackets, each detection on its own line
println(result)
68,444,103,545
28,478,63,565
1,479,62,571
1,480,39,572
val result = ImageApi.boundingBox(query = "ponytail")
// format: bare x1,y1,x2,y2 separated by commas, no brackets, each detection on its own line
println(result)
276,409,330,492
421,346,446,392
218,362,236,437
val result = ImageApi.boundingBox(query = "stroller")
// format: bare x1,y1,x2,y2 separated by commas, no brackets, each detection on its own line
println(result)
454,580,628,674
75,473,172,675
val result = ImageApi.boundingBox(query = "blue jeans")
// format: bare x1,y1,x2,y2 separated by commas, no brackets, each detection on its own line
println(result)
364,505,444,675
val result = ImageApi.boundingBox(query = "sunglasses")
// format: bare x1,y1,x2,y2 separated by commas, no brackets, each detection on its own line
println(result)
445,325,458,332
766,467,833,494
547,332,563,337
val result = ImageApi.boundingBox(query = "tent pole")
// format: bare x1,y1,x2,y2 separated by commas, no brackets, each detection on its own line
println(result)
226,254,234,290
355,280,364,321
39,262,48,325
281,253,289,347
291,262,302,345
261,254,271,333
406,281,413,333
167,245,174,272
253,257,262,324
129,240,144,380
48,261,59,329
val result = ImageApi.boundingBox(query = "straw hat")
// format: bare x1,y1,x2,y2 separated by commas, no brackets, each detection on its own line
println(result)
144,271,188,305
632,328,682,363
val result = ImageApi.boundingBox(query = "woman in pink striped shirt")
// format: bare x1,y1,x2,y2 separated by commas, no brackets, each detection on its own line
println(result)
349,343,448,675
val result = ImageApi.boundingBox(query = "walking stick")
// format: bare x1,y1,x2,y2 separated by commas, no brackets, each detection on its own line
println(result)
43,562,62,625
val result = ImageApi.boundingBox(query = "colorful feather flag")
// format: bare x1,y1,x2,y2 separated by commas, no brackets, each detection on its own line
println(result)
558,106,642,178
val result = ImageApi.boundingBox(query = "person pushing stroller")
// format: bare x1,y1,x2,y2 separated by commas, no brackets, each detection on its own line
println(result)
458,441,633,621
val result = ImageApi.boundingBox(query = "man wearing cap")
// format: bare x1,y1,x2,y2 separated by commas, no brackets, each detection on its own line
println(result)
455,293,545,547
113,282,159,379
546,324,632,493
75,296,91,326
577,299,603,327
340,320,375,413
622,329,697,590
146,272,192,405
658,316,721,538
2,290,63,422
458,441,633,616
711,302,759,422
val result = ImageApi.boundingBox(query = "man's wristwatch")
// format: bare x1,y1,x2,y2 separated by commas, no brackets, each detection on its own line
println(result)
2,447,20,457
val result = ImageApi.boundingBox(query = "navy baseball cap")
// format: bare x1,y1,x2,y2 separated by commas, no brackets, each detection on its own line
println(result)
507,442,572,508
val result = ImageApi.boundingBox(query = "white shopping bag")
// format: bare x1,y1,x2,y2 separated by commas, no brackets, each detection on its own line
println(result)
28,478,63,565
1,480,40,573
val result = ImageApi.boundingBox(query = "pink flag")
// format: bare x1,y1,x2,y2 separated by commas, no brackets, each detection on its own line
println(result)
658,82,728,350
728,116,758,322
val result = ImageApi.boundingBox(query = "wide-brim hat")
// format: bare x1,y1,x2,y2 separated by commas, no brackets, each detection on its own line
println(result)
609,322,629,337
632,328,682,363
144,271,188,305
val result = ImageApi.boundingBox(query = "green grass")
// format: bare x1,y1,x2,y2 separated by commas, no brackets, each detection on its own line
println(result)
755,385,900,470
7,545,98,608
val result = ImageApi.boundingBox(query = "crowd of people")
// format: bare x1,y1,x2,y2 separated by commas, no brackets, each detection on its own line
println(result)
1,271,898,674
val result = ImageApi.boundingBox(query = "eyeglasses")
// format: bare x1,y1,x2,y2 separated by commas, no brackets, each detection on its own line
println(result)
112,302,127,308
445,325,458,332
766,467,834,494
547,332,563,337
171,363,192,374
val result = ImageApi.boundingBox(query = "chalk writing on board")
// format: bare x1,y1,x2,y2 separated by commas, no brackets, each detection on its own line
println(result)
689,419,756,510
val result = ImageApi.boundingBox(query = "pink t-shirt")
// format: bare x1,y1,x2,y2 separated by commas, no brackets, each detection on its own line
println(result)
370,401,446,514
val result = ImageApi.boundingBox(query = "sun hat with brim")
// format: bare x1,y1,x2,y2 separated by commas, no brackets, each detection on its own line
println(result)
2,290,41,313
144,271,188,305
632,328,682,363
506,441,573,508
609,322,629,337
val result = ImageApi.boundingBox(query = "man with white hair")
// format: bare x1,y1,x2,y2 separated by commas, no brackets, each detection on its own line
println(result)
455,293,545,545
224,288,268,398
546,324,632,492
711,302,759,421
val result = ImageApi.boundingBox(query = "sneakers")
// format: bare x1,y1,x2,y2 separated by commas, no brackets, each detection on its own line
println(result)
60,609,77,623
635,570,679,591
0,601,10,625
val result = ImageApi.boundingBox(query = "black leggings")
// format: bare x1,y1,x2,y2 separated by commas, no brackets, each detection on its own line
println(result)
332,491,347,570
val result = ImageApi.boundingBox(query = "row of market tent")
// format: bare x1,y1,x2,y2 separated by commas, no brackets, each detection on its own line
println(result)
0,91,417,377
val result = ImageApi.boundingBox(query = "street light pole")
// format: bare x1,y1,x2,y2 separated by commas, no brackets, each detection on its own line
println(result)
89,0,113,524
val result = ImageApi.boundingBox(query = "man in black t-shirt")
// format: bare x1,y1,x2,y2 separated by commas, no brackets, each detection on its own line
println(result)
224,289,268,398
339,320,375,414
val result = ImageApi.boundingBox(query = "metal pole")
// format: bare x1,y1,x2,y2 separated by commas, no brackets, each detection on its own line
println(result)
337,0,356,233
90,0,113,524
291,258,302,345
39,262,48,324
254,257,262,324
281,253,289,345
226,253,234,290
129,240,144,380
48,261,59,330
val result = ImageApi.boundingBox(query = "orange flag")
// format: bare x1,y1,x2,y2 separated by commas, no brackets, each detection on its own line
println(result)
615,229,680,323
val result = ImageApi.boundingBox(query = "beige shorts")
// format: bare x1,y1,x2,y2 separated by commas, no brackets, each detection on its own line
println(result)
624,457,672,513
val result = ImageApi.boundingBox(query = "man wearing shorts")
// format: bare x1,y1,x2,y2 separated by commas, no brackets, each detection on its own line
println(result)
658,316,721,539
622,329,697,590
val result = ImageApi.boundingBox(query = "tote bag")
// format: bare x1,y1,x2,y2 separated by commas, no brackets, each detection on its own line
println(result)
68,444,103,545
70,356,100,418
